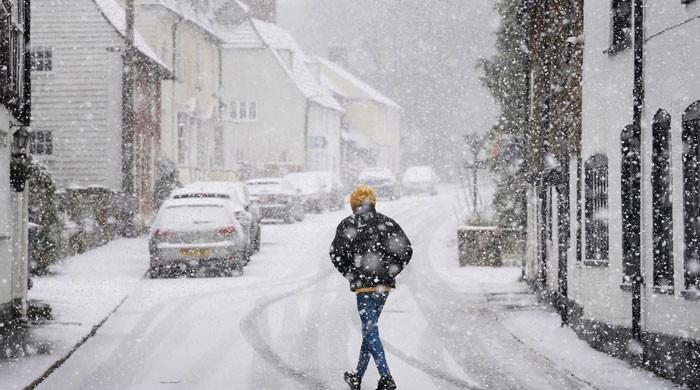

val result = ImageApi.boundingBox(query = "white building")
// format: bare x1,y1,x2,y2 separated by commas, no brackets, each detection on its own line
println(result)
31,0,171,215
134,0,236,184
526,1,700,386
214,8,343,179
0,0,30,324
316,56,402,181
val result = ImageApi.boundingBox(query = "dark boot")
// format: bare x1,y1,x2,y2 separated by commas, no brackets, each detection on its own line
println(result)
344,371,361,390
376,375,396,390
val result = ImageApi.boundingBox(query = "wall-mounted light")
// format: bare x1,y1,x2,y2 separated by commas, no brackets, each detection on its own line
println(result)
10,126,30,192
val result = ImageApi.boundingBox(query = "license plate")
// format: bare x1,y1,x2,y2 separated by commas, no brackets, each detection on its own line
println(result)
180,248,211,257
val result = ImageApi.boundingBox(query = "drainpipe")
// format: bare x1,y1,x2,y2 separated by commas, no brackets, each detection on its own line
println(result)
171,16,182,162
631,0,645,344
304,100,310,169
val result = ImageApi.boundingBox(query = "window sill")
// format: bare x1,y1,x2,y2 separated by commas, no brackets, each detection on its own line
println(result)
583,259,609,268
681,290,700,300
604,43,631,56
652,286,675,295
620,283,633,292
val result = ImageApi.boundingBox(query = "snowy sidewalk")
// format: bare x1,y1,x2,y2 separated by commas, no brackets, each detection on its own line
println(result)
0,238,149,390
430,227,679,390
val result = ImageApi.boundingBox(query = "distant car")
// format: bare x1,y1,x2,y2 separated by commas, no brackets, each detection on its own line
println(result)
149,198,248,277
312,171,345,210
402,165,439,196
246,178,305,223
357,167,400,199
283,172,328,213
171,181,262,256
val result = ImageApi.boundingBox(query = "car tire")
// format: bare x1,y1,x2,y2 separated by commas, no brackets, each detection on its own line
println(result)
148,266,160,279
252,228,261,252
284,212,295,224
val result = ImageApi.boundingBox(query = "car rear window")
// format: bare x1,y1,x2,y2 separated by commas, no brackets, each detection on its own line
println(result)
159,205,231,228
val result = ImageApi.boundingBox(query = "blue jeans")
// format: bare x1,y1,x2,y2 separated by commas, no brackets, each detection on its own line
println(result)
355,292,391,378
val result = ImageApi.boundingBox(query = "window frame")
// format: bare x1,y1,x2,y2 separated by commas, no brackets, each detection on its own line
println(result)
229,100,237,120
248,101,257,120
28,130,53,155
682,101,700,293
608,0,632,55
584,153,609,264
239,101,247,120
651,110,674,293
30,46,52,72
176,112,187,165
213,127,224,168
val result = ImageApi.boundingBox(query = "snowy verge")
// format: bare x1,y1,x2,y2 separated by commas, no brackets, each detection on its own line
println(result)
427,214,679,390
0,238,148,390
500,310,680,390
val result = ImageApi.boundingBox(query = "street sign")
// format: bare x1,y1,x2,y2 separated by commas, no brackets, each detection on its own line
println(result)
307,136,328,149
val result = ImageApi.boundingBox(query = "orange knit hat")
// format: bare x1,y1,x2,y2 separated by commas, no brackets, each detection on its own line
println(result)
350,184,377,211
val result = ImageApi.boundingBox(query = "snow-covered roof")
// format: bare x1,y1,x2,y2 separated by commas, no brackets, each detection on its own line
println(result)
316,56,401,110
218,18,343,112
93,0,172,77
147,0,223,41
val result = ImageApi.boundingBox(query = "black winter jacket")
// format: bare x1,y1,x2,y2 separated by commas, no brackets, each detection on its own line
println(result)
329,205,413,291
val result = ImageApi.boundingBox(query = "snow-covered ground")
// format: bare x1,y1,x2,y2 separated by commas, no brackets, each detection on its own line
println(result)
0,187,680,389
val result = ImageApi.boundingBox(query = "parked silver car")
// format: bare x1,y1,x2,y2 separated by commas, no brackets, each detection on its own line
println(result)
283,172,328,213
401,165,439,195
358,167,400,199
149,198,248,277
246,178,305,223
171,181,262,256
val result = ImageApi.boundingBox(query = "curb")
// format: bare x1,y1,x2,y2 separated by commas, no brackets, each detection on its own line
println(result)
23,295,129,390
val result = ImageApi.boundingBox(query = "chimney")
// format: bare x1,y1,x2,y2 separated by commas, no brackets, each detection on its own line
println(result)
247,0,276,23
328,46,348,68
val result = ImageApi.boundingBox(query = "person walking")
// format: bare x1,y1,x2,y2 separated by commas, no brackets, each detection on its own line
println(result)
330,185,413,390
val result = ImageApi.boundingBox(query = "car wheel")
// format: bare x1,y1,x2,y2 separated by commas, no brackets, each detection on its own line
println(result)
148,266,160,279
253,228,261,252
284,212,295,224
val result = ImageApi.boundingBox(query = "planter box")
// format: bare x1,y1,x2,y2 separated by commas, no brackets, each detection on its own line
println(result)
457,225,502,267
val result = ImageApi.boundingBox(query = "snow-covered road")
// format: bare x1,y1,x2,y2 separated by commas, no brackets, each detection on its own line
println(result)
24,189,677,390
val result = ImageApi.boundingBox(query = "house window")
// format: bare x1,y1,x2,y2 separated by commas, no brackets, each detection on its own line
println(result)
239,102,247,120
230,101,237,120
177,113,187,164
213,127,224,167
609,0,632,54
249,102,257,120
585,154,609,261
30,47,52,71
29,130,52,155
196,126,207,168
683,100,700,290
621,125,641,282
652,110,674,291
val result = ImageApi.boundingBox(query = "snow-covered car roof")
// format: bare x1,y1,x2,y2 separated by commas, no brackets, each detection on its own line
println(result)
245,178,296,195
283,172,325,191
403,166,436,181
171,182,247,206
161,197,230,208
246,178,282,185
358,167,396,180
